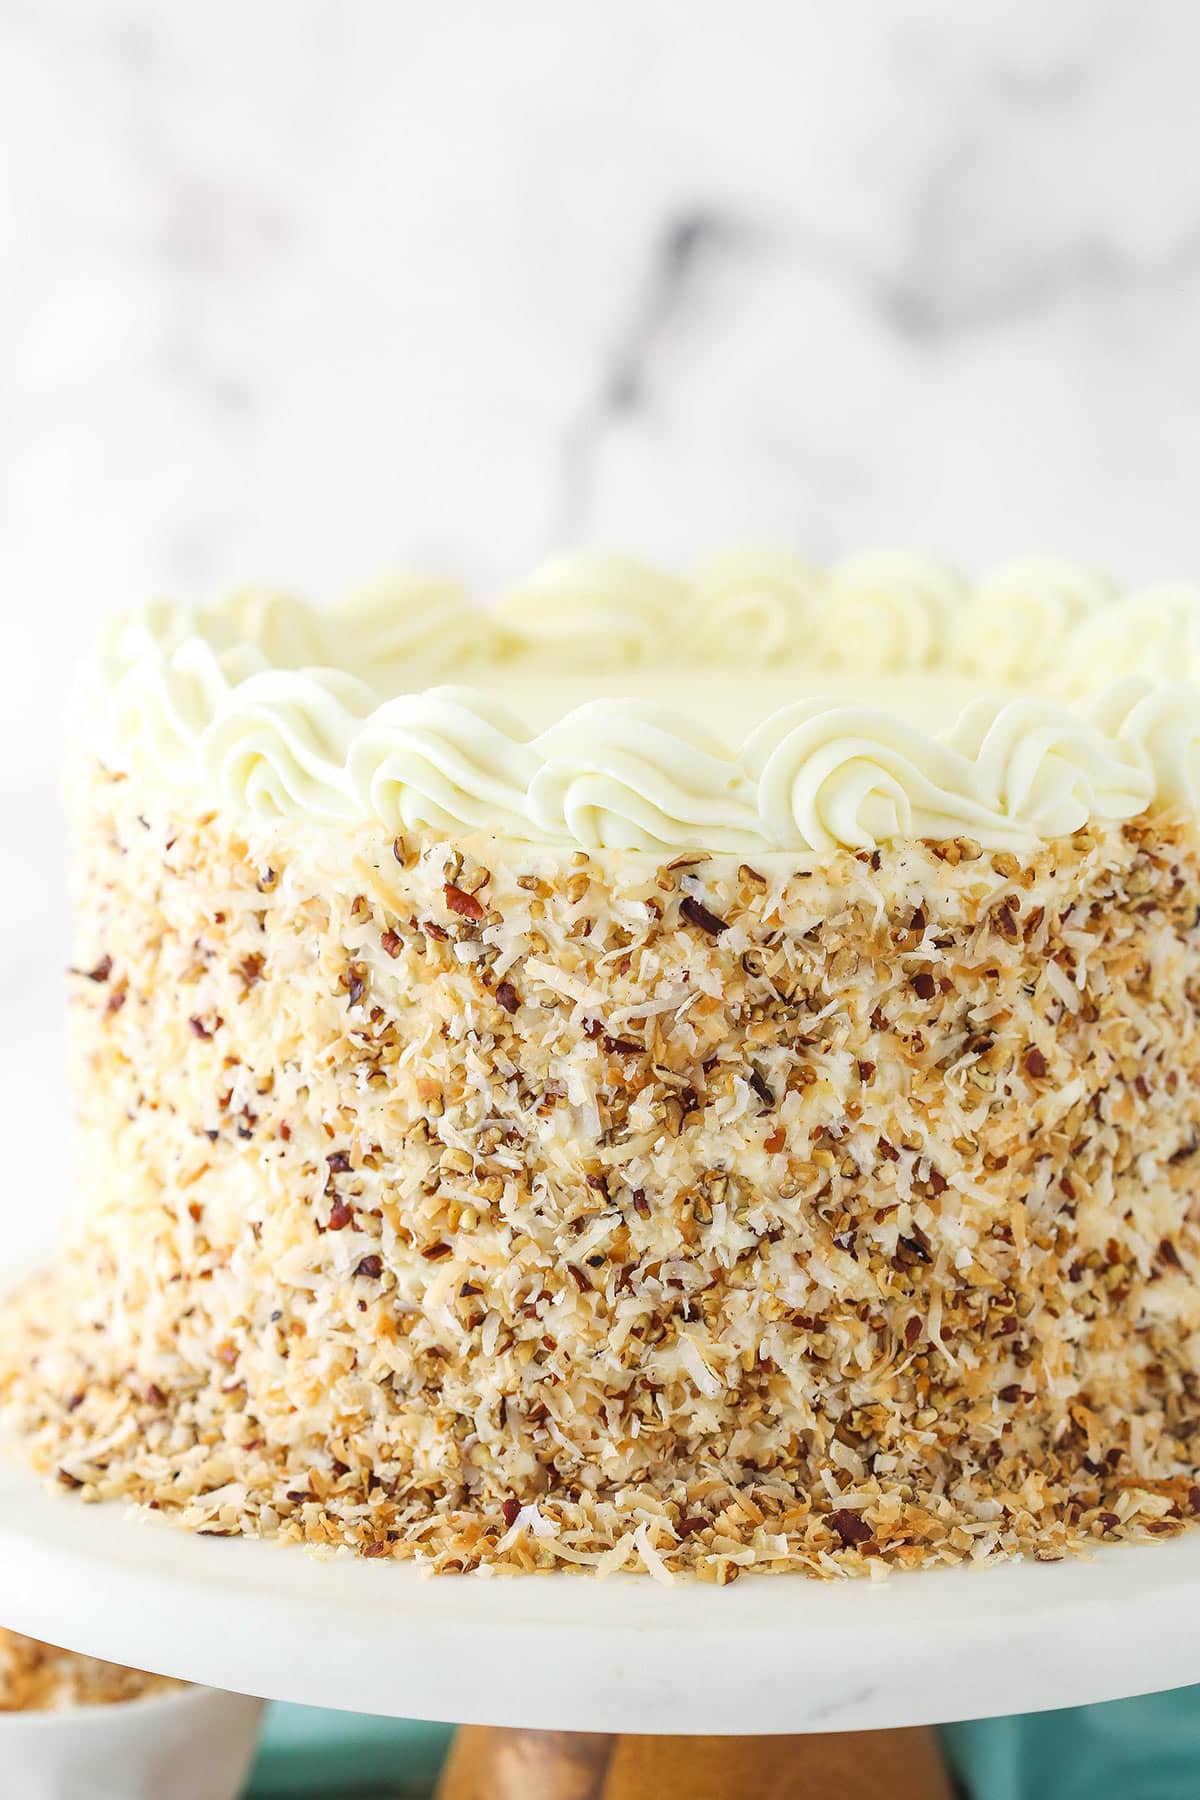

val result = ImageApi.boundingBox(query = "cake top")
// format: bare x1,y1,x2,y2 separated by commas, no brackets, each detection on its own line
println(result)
89,550,1200,855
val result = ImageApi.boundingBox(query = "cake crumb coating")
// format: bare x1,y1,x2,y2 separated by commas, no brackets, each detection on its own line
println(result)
5,763,1200,1579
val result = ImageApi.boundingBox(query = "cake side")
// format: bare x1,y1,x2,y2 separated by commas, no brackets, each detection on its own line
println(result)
6,761,1200,1578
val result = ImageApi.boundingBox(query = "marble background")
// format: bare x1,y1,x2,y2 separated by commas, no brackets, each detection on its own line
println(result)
4,0,1200,1251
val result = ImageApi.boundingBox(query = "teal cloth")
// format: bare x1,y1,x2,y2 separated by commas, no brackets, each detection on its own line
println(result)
246,1690,1200,1797
248,1707,453,1797
941,1690,1200,1800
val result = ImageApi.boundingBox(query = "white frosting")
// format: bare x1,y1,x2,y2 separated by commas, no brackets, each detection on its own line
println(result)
349,686,539,838
329,579,505,688
743,702,1019,851
201,666,376,820
200,590,329,670
945,695,1153,839
109,638,267,778
529,700,764,853
951,559,1115,680
88,551,1200,854
105,591,325,678
1057,582,1200,696
493,667,994,744
687,549,822,663
819,552,966,671
1087,677,1200,810
494,554,686,670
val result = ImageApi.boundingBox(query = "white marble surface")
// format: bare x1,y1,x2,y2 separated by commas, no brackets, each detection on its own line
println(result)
3,1,1200,1251
5,1425,1200,1731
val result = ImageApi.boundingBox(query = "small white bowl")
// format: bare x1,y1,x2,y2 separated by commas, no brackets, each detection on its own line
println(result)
1,1681,264,1800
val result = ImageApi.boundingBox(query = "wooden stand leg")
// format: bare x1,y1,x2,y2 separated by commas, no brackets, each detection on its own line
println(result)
436,1725,954,1800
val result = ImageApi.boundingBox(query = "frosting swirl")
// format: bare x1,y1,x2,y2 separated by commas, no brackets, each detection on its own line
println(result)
948,696,1152,837
819,553,966,672
110,639,267,778
349,687,539,838
329,579,501,690
743,703,1016,851
494,555,686,669
100,599,204,683
952,559,1115,680
1087,678,1200,809
199,590,327,670
84,552,1200,855
529,702,763,852
201,667,376,820
687,549,823,663
1057,583,1200,695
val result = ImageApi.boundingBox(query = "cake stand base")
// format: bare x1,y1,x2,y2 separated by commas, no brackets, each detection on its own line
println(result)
435,1726,954,1799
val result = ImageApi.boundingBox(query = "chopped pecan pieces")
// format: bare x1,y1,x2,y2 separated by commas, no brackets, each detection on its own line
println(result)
680,896,728,936
445,883,486,922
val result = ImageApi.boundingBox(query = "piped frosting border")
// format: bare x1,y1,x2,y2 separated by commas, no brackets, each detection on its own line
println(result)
91,552,1200,854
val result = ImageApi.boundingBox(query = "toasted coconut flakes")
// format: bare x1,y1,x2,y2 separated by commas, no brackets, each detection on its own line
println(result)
0,1630,182,1713
634,1520,675,1585
676,1333,725,1399
5,767,1200,1578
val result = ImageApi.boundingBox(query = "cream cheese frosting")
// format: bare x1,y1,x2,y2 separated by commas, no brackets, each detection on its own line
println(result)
89,551,1200,855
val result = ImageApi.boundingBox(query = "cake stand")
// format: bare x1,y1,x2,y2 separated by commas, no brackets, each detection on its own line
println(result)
5,1459,1200,1800
3,1446,1200,1732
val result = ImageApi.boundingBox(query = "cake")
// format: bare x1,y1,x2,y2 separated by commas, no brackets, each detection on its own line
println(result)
6,550,1200,1581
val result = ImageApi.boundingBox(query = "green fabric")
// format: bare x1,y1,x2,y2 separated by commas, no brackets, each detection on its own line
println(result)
941,1689,1200,1800
247,1690,1200,1797
247,1706,453,1797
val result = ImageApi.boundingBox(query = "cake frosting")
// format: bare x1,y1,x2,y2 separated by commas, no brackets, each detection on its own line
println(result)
91,553,1200,853
7,549,1200,1581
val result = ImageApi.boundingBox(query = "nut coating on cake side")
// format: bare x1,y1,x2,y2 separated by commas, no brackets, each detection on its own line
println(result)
5,772,1200,1577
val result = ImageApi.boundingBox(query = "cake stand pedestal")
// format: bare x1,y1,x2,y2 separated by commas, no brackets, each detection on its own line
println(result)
435,1725,954,1798
4,1451,1200,1793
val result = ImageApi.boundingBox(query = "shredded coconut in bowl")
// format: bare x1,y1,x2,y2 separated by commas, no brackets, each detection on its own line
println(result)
0,1630,182,1713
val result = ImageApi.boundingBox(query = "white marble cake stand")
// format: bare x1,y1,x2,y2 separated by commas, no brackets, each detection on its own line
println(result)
0,1443,1198,1734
